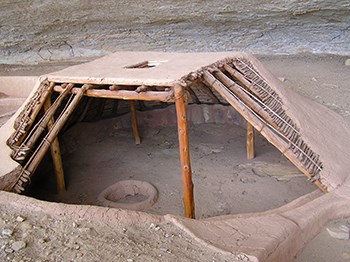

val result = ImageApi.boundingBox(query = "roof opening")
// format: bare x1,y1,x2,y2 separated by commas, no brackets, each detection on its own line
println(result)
124,60,167,69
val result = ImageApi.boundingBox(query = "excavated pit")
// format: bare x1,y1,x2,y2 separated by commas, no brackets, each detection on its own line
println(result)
26,103,316,218
2,53,350,261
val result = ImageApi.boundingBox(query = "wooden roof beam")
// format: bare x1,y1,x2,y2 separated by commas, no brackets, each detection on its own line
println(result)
53,85,175,102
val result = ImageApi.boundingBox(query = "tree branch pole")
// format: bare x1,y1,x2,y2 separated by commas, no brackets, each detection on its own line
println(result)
130,100,141,145
174,83,195,219
247,122,255,160
43,97,66,193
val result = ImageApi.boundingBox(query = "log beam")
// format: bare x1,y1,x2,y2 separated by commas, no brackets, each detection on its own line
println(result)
53,86,174,102
175,84,195,219
247,122,255,160
130,100,141,145
43,98,66,193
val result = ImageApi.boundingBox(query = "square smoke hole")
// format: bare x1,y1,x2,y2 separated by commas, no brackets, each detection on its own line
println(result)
124,60,167,69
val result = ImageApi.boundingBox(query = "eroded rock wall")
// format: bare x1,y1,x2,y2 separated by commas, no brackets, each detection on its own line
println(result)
1,0,349,64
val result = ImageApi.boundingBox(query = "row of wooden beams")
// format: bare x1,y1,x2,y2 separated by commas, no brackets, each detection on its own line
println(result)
202,71,327,193
53,85,174,102
13,84,93,193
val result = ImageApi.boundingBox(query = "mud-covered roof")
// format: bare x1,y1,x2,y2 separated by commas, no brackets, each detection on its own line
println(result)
46,52,240,86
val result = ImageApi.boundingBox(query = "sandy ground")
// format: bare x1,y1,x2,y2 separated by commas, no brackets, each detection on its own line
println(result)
0,54,350,261
0,204,237,262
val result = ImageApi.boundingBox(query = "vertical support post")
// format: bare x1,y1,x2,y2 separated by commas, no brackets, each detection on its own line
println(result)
43,98,66,193
247,122,255,160
174,84,195,219
130,100,141,145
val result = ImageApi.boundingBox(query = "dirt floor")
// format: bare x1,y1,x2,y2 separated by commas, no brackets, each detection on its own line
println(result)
0,54,350,261
29,121,315,219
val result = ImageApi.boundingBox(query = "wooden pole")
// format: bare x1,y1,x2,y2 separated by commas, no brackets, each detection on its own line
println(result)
43,98,66,193
129,100,141,145
53,86,174,102
247,122,255,160
23,84,74,149
174,84,195,219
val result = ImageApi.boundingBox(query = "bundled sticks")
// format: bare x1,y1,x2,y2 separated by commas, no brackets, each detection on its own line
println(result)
231,58,323,177
199,58,326,192
7,80,54,149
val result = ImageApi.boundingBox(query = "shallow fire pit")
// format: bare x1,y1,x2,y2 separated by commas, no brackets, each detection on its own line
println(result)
97,180,158,211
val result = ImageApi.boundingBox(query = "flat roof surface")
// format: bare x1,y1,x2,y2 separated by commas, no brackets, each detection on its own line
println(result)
46,52,240,86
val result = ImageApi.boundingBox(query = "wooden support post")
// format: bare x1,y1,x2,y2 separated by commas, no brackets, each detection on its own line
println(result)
130,100,141,145
174,84,195,219
247,122,255,160
44,98,66,193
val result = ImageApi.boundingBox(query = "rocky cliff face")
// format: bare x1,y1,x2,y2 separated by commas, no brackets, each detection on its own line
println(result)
1,0,349,64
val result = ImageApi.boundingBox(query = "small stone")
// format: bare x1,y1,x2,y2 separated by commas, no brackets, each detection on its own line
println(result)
72,222,78,228
211,149,222,153
38,239,46,244
149,223,160,231
4,248,13,254
74,244,80,250
16,216,25,223
122,228,127,233
126,259,133,262
11,241,26,251
278,77,286,82
164,233,170,238
326,224,349,240
311,77,317,82
160,247,170,253
345,58,350,66
2,228,13,237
